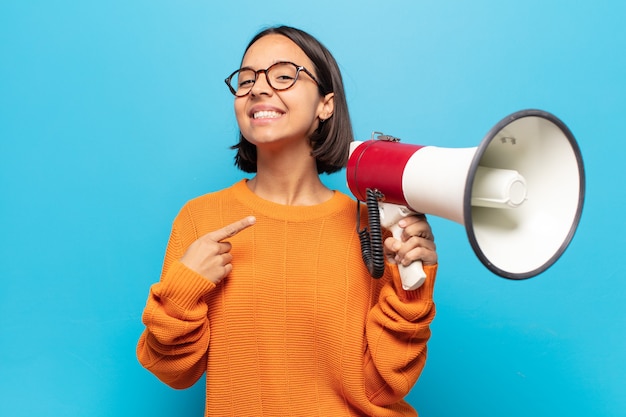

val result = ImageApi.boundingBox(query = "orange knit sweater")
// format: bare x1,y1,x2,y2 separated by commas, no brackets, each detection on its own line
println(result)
137,179,437,416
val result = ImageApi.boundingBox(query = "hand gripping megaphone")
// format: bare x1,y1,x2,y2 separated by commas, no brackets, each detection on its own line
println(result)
346,109,585,290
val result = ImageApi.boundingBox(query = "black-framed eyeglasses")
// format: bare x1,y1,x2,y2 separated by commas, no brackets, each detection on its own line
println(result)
224,61,320,97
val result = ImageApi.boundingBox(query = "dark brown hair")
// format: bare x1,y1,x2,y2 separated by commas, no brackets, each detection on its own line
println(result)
231,26,353,174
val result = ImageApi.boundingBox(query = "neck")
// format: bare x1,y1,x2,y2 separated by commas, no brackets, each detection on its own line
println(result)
247,153,333,206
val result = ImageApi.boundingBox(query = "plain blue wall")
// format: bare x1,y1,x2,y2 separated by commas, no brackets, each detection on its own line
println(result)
1,1,624,416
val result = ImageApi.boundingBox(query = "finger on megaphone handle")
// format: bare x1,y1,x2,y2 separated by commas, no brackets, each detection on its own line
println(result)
401,241,438,266
387,223,433,290
398,215,434,242
386,223,436,263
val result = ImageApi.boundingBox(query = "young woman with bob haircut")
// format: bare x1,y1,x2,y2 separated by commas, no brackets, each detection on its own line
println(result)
137,25,438,417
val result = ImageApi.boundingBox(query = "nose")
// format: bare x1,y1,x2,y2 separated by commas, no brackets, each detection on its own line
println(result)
249,71,273,96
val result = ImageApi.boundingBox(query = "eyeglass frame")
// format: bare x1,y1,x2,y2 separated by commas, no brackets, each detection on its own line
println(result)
224,61,321,97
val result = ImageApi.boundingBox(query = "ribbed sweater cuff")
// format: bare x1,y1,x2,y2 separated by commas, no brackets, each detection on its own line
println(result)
158,261,217,310
392,263,438,302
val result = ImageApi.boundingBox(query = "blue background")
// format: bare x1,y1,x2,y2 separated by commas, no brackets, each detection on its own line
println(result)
1,1,624,416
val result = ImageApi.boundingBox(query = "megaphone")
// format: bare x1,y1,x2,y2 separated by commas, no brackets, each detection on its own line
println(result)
347,109,585,290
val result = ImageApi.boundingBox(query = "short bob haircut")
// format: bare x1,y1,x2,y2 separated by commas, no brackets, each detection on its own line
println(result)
231,25,354,174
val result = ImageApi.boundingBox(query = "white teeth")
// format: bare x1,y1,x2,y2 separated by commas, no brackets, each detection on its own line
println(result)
253,110,281,119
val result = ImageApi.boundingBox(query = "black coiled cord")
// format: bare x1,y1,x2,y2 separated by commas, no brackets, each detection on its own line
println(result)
357,188,385,278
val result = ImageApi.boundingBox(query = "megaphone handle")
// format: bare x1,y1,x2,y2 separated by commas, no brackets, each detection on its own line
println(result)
388,223,427,291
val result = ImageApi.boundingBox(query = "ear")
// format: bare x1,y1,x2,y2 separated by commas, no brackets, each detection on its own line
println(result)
318,92,334,121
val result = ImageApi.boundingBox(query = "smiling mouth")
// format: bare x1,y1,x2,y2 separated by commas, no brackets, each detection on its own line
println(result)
252,110,282,119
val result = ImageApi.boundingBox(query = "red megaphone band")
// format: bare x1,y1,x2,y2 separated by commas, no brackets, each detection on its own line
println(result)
346,140,424,205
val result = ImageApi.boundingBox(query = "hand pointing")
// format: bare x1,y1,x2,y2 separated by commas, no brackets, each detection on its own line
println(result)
180,216,256,284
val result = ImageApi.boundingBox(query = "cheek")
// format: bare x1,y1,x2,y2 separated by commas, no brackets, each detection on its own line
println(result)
234,100,247,125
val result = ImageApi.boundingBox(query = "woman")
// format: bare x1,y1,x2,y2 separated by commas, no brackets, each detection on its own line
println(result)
137,25,438,416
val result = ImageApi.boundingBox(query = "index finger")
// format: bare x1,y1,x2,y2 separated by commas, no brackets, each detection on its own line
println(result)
400,216,434,242
208,216,256,242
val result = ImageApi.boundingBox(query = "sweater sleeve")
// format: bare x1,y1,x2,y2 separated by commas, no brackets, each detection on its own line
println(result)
363,262,438,406
136,223,216,389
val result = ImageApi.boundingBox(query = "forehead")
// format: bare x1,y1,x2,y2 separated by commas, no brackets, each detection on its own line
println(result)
241,34,313,69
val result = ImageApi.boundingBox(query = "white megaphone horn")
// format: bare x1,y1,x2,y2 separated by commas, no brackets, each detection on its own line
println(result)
346,109,585,290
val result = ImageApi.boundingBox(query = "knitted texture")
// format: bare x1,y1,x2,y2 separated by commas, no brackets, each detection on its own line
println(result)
137,180,437,416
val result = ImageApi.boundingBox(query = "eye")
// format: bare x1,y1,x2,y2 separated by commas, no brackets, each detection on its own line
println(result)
236,70,256,88
272,73,295,84
238,79,255,88
269,64,298,86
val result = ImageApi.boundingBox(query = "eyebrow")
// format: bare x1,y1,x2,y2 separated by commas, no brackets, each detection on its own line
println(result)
239,59,295,70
